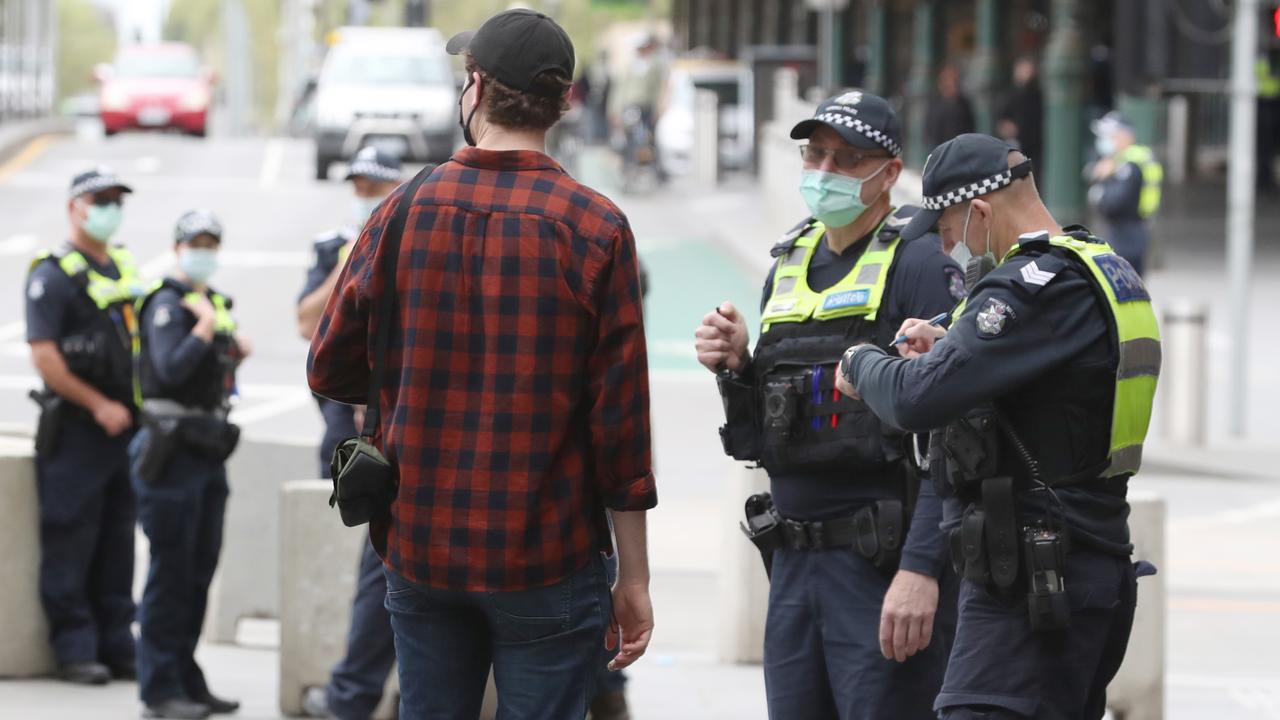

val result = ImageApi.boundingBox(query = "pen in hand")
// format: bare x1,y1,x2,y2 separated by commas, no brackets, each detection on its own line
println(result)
890,312,949,348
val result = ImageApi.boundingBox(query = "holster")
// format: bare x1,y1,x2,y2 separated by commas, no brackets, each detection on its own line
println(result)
942,410,1000,494
132,415,181,486
717,370,762,462
178,416,241,462
29,389,66,458
330,436,398,527
1024,524,1070,631
740,492,783,579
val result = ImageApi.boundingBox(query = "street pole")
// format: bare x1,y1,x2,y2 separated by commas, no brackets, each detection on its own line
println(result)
1041,0,1086,218
968,0,1001,134
1226,0,1258,437
865,1,887,95
906,0,938,168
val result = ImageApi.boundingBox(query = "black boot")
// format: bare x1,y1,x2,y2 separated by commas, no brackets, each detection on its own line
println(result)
192,691,240,715
59,661,111,685
143,698,211,719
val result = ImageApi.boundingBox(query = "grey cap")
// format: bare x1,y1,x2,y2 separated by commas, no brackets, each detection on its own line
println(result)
345,146,403,183
68,166,132,200
174,209,223,244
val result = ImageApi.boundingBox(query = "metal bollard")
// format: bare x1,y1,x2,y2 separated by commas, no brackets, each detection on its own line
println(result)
1161,300,1207,446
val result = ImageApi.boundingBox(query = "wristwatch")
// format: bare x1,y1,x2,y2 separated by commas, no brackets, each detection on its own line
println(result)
839,344,871,384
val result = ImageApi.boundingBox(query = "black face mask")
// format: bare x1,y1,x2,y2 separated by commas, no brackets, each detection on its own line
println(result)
458,77,478,147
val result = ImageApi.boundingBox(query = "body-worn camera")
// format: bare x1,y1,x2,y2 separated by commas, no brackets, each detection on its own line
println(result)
761,378,799,445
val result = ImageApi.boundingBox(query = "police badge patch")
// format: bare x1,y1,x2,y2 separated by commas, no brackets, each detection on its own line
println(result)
944,266,967,301
976,297,1016,337
153,306,171,328
27,278,45,300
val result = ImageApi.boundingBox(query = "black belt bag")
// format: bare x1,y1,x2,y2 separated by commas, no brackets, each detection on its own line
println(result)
179,415,241,462
327,163,435,527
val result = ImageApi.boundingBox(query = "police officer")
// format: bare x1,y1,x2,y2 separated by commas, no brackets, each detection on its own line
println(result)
1087,112,1162,275
25,167,144,685
837,134,1161,719
131,210,248,719
694,91,963,719
297,145,403,720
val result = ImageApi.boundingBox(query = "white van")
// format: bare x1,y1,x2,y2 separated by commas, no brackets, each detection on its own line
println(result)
312,27,457,179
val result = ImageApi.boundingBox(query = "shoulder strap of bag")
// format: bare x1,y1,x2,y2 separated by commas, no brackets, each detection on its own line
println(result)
360,163,437,439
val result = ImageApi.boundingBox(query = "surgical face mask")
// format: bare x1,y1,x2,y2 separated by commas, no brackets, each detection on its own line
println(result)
81,202,123,243
458,77,479,147
1095,135,1115,158
955,202,996,290
179,247,219,284
352,197,381,225
798,161,890,229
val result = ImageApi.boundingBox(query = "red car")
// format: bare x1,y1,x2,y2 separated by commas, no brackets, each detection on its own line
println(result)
98,44,213,137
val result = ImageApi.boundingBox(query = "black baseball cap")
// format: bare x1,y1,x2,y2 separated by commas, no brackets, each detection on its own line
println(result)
173,209,223,244
790,90,903,158
68,166,132,200
345,146,403,183
446,9,575,97
900,133,1034,241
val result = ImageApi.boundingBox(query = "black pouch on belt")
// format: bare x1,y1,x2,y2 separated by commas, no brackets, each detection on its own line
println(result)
179,416,241,462
957,508,989,584
29,389,66,458
740,492,783,579
718,370,762,462
982,476,1020,590
133,415,181,486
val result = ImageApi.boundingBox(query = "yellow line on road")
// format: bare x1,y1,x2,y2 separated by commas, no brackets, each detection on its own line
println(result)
0,134,58,185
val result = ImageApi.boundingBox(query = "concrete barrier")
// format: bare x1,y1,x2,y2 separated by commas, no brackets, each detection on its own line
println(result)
278,481,497,719
1108,492,1167,720
0,436,56,677
205,436,318,643
716,462,771,664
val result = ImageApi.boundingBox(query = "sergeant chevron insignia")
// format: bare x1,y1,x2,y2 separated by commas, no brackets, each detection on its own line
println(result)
1019,260,1056,287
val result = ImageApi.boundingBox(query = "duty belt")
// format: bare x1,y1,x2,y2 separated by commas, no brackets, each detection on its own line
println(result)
141,398,228,421
778,500,904,564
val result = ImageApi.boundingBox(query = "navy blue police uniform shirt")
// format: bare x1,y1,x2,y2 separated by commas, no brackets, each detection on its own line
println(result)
849,231,1131,555
1095,161,1145,224
757,221,966,578
298,228,355,303
140,283,222,387
25,248,121,343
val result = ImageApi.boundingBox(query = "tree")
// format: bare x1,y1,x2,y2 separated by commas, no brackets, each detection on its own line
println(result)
57,0,118,102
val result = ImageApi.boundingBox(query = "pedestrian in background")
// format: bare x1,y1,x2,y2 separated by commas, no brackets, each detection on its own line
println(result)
996,56,1043,165
130,210,248,719
1087,112,1163,275
308,9,656,719
925,64,975,150
298,146,406,720
25,167,142,686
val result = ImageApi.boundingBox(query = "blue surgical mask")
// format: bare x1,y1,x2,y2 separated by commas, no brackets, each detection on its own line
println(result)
82,202,123,243
179,247,219,284
352,197,381,226
1095,135,1115,158
799,162,890,229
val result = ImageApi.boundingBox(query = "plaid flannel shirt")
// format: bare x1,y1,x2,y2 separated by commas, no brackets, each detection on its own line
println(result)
308,148,657,591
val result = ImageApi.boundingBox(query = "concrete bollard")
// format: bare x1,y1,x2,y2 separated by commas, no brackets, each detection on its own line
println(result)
0,436,56,677
278,480,497,720
692,88,720,187
1107,492,1167,720
716,461,771,664
1160,300,1208,446
205,436,319,643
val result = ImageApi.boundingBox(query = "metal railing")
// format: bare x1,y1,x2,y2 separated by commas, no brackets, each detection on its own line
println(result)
0,0,56,122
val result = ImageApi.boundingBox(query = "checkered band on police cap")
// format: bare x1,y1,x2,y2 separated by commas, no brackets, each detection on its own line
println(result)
921,166,1022,211
174,209,223,244
68,166,133,200
810,111,902,157
346,146,403,183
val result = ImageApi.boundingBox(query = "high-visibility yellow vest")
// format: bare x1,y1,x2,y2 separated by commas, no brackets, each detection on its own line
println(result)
1116,145,1163,219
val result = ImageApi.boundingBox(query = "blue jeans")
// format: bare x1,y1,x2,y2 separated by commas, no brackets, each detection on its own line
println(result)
130,432,228,704
384,555,614,720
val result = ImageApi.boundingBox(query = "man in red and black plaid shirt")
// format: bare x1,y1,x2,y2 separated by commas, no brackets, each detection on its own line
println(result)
308,9,656,719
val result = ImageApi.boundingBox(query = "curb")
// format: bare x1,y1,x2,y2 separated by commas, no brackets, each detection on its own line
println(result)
0,117,74,165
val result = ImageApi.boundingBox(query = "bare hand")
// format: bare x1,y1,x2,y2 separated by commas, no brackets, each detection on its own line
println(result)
181,294,217,324
235,334,253,360
694,301,750,374
893,318,948,359
606,581,653,671
1091,158,1115,181
352,404,366,432
93,400,133,437
835,367,860,401
879,569,939,662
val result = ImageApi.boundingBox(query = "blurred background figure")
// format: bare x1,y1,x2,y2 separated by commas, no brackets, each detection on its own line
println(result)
925,64,974,150
1087,111,1163,275
297,145,404,720
1257,47,1280,193
997,56,1043,165
611,34,669,188
130,210,248,719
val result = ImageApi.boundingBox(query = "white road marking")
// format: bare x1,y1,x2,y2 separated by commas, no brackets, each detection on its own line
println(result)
1171,499,1280,530
0,233,37,256
133,155,161,173
229,390,315,425
0,320,26,343
259,138,285,188
219,250,311,268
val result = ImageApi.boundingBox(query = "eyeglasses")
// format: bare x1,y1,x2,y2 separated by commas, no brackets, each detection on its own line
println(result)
799,144,888,172
89,193,125,208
